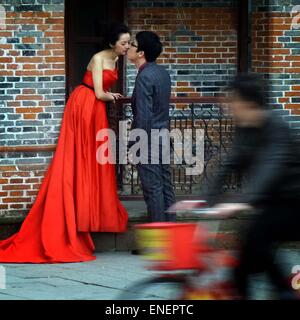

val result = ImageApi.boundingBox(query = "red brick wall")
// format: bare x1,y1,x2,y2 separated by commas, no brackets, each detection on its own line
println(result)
252,11,300,117
1,1,239,217
0,10,65,120
3,1,299,217
0,165,46,215
0,2,65,218
125,6,238,97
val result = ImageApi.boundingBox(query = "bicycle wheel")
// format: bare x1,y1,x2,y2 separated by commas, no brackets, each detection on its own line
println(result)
118,277,187,300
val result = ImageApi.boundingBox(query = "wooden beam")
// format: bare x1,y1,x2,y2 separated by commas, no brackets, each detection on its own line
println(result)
0,145,56,153
238,0,251,73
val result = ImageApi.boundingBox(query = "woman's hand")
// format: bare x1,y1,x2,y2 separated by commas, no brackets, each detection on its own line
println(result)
109,93,123,103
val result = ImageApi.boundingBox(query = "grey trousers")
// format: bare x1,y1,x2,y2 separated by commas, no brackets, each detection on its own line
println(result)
137,163,176,222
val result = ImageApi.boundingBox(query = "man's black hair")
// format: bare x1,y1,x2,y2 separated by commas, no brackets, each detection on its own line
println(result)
136,31,163,62
229,73,268,108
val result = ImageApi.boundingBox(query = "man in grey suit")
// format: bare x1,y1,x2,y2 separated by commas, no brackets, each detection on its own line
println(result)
127,31,176,222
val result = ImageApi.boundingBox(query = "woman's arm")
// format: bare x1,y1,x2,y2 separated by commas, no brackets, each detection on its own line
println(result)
90,54,115,102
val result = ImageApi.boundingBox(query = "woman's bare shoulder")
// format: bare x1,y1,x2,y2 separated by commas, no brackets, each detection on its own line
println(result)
87,52,105,70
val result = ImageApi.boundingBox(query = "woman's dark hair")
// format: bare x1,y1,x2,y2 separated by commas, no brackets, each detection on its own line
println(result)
136,31,162,62
229,73,268,108
103,23,130,48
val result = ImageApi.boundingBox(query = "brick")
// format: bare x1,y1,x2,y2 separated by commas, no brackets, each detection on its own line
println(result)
264,49,290,55
52,50,65,56
285,68,300,73
0,31,13,37
6,38,20,44
37,50,52,56
44,31,64,38
176,81,189,86
23,64,37,70
10,204,24,209
285,104,300,109
286,56,300,61
10,178,24,183
286,92,300,97
52,64,66,69
26,190,38,197
45,44,65,50
52,76,65,81
271,62,291,67
288,109,300,115
279,98,290,103
15,57,43,63
15,95,43,101
44,70,65,75
45,18,64,24
22,37,36,44
52,37,64,44
0,192,8,197
52,24,64,31
2,197,32,203
0,57,13,63
25,178,39,183
7,127,21,133
10,191,23,197
0,166,17,173
16,107,44,113
7,64,21,70
22,50,36,56
38,113,52,119
24,114,37,119
16,70,44,76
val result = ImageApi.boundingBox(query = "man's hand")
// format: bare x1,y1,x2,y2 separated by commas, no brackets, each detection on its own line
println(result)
211,203,253,217
167,200,207,212
193,203,253,244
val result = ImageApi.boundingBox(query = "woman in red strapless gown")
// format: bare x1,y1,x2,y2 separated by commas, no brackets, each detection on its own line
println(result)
0,24,131,263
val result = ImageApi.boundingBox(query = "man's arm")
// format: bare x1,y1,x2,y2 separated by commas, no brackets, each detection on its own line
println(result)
211,133,293,216
238,134,291,206
134,73,153,134
205,134,247,206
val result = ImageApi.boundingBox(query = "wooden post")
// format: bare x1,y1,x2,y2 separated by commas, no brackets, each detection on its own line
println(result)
238,0,251,73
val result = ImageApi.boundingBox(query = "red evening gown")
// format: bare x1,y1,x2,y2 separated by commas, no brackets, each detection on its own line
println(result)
0,69,128,263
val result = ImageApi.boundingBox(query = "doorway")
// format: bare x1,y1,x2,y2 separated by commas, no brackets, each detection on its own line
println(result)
65,0,125,97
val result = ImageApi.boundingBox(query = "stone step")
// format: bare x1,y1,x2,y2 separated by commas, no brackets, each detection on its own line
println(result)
0,201,299,252
92,201,300,251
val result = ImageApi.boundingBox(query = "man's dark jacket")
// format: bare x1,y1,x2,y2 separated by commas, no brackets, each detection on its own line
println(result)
207,114,300,208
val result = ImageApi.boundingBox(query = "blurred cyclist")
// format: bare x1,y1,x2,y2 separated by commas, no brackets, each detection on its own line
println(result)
172,74,300,299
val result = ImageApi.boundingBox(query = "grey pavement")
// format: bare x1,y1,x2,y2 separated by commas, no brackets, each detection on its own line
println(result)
0,250,299,300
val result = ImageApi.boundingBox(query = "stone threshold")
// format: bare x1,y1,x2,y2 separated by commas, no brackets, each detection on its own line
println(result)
0,201,299,251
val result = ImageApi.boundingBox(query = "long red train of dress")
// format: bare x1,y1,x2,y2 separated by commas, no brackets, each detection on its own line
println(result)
0,69,128,263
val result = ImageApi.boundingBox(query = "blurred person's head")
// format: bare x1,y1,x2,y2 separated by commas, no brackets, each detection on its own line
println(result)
228,73,269,126
127,31,162,67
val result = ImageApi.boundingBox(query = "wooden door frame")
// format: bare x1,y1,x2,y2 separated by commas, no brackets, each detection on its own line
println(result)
64,0,126,98
238,0,251,73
